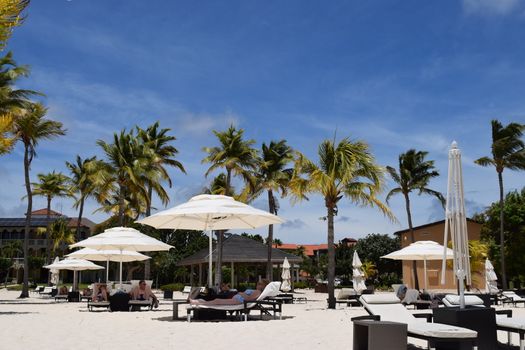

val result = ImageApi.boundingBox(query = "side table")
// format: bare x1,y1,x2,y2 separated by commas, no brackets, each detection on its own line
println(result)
353,319,407,350
172,299,190,320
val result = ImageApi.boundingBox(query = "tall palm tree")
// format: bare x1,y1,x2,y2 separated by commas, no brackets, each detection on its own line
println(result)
249,140,294,280
0,0,30,50
385,149,444,290
0,52,37,155
31,170,71,266
202,125,258,286
48,218,76,256
13,102,65,297
475,120,525,289
97,130,148,226
289,138,395,308
136,122,186,216
66,155,103,241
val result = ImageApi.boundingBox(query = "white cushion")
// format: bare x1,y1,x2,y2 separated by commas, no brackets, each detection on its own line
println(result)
337,288,357,299
408,322,477,339
360,294,400,305
502,291,525,301
443,294,484,307
496,316,525,330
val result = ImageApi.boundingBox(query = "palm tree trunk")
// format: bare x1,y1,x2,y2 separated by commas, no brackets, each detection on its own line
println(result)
118,183,125,227
266,189,275,280
46,196,52,284
214,168,232,287
327,205,336,309
76,197,85,242
144,185,153,280
404,193,420,290
20,143,31,298
498,171,507,289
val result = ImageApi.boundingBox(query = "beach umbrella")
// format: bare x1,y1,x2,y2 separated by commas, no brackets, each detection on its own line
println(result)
352,251,367,293
441,141,471,308
485,258,498,294
66,248,151,283
49,257,60,285
44,258,104,291
280,257,291,292
70,227,173,288
138,194,284,287
382,241,454,290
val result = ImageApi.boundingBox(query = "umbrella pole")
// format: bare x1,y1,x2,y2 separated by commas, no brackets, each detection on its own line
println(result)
208,230,213,287
106,258,109,283
73,270,78,291
424,257,427,291
119,249,123,289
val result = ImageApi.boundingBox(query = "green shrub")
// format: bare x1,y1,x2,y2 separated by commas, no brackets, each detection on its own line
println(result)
160,283,185,292
292,281,309,289
237,282,256,291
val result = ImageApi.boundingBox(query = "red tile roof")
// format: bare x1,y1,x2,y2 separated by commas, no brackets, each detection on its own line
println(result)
274,243,328,257
30,208,63,216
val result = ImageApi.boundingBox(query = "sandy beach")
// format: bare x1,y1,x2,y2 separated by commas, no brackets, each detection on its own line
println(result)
1,288,523,350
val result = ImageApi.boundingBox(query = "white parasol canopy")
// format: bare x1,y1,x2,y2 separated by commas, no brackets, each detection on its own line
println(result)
280,257,291,292
485,258,498,294
138,194,284,287
70,227,173,288
441,141,471,308
44,258,104,291
352,251,367,293
66,248,150,283
383,241,454,290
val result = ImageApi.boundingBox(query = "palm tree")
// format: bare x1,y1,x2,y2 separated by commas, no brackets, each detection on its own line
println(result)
13,102,65,297
136,122,186,216
202,125,258,286
290,137,395,308
66,155,103,241
31,170,71,266
249,140,293,280
97,130,148,226
475,120,525,289
0,52,37,155
385,149,444,290
0,0,30,50
48,218,76,256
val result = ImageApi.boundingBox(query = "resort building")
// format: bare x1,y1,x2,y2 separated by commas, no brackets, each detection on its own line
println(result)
0,208,95,256
394,219,483,291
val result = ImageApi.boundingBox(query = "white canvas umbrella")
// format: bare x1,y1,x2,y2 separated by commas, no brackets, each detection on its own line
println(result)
44,258,104,290
138,194,284,287
485,258,498,294
441,141,471,308
70,227,173,288
352,251,367,293
49,257,60,285
66,248,150,283
383,241,454,290
281,257,291,292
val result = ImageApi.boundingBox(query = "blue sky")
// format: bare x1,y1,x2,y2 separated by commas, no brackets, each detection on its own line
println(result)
1,0,524,243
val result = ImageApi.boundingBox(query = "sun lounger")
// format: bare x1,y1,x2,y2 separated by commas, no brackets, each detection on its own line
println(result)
182,286,192,294
501,291,525,307
186,281,282,322
443,294,525,350
40,286,57,297
88,301,110,312
129,299,153,311
54,294,68,302
332,288,360,308
356,294,478,350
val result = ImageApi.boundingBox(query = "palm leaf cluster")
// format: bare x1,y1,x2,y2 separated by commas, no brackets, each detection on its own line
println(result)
0,0,29,51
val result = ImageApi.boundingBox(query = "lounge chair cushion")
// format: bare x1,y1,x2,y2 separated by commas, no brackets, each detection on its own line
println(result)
360,294,400,305
337,288,357,299
443,294,484,307
408,321,477,339
502,291,525,301
496,315,525,330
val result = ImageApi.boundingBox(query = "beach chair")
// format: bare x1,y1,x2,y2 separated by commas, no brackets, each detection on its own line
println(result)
332,288,360,308
443,294,525,350
182,286,192,294
186,281,282,322
355,294,478,350
501,291,525,307
40,286,56,297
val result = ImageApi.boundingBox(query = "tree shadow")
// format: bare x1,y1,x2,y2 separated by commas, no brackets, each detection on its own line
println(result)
0,311,38,315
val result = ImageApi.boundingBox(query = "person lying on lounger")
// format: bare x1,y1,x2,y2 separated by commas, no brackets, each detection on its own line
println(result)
129,280,159,308
189,279,269,305
92,284,108,302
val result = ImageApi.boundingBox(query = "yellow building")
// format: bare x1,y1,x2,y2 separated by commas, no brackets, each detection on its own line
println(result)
394,219,483,290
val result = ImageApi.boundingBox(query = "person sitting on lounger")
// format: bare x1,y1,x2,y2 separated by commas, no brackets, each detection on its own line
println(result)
129,280,159,308
189,279,269,305
92,283,108,302
59,286,68,295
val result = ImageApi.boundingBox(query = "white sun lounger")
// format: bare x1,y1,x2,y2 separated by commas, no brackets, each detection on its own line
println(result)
186,281,282,322
443,294,525,350
502,291,525,307
356,294,478,350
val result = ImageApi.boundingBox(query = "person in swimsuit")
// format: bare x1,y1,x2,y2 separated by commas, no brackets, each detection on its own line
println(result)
91,283,108,302
129,280,159,308
189,279,269,306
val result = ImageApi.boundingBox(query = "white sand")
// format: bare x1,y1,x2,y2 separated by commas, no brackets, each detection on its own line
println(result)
0,288,523,350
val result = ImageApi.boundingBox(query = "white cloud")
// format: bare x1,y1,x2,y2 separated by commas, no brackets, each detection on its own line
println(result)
462,0,521,15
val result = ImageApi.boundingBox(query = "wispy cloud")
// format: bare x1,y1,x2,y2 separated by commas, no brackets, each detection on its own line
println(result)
462,0,521,15
281,218,307,230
